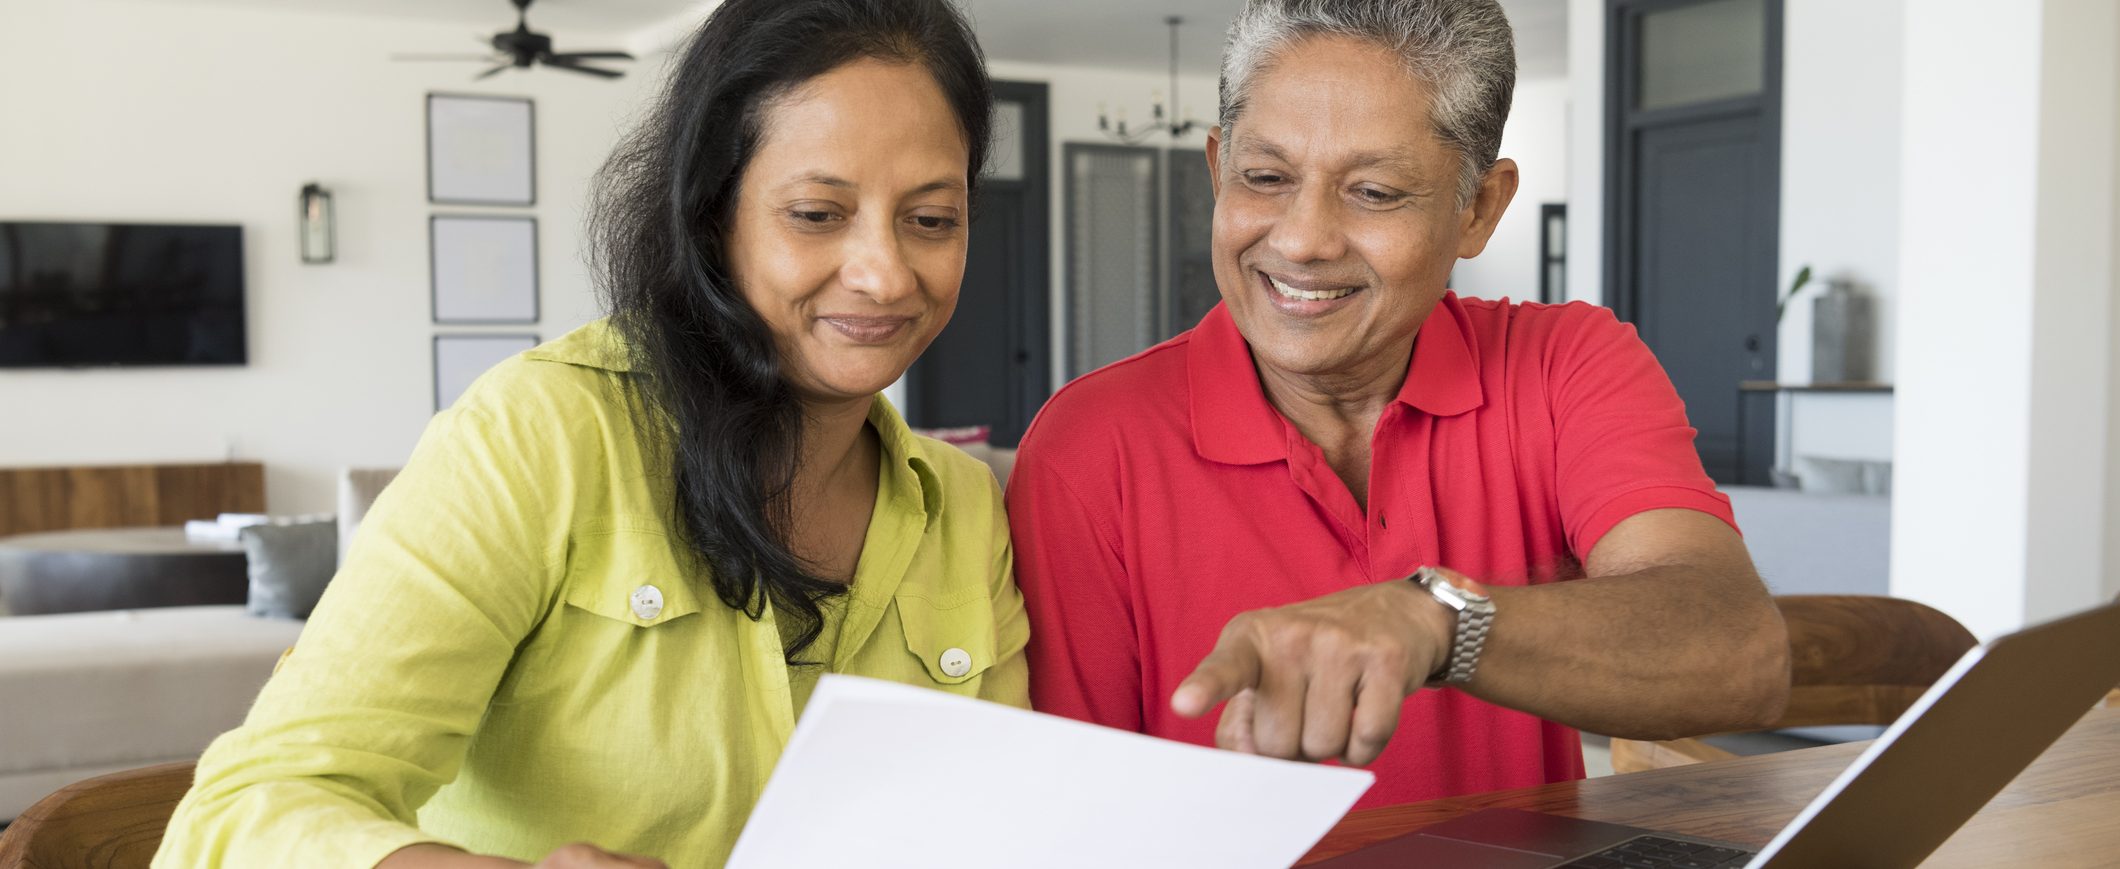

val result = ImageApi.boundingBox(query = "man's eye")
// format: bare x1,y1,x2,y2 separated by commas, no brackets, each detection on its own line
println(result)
1246,172,1286,186
1356,188,1400,204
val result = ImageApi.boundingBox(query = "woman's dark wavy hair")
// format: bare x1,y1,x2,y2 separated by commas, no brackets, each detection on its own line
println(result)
589,0,991,661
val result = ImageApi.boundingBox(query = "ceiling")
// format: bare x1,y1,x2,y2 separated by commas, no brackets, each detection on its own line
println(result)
155,0,1569,79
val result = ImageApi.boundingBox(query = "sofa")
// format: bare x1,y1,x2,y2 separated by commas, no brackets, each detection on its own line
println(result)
0,467,404,822
0,445,1028,822
0,606,304,818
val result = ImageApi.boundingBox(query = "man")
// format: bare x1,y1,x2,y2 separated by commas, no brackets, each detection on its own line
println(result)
1007,0,1789,809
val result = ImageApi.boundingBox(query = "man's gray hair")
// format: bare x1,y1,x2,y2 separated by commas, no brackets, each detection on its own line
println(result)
1218,0,1516,207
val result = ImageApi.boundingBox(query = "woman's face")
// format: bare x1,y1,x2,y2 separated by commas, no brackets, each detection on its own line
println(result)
726,58,971,405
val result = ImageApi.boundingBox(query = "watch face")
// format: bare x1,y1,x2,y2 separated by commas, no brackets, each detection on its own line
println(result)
1419,569,1487,605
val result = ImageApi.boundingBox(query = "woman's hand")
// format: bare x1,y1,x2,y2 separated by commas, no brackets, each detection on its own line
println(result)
381,843,667,868
532,843,669,868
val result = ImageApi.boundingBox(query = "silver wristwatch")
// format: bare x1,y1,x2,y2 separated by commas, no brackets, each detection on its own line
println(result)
1412,567,1494,686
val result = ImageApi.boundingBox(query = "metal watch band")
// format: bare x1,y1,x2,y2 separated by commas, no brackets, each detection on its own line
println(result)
1412,567,1495,686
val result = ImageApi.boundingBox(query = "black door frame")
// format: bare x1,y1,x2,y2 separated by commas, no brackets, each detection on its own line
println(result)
903,80,1051,447
1604,0,1783,485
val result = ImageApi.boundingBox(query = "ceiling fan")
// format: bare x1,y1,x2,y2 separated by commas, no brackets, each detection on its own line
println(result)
393,0,635,80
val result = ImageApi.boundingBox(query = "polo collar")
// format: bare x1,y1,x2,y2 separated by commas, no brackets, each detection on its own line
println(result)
1187,292,1485,466
1396,292,1485,417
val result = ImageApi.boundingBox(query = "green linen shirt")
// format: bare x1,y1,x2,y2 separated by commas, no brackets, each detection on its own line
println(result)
153,320,1031,867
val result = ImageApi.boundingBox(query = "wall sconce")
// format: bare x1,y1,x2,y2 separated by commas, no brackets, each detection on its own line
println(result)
299,182,335,264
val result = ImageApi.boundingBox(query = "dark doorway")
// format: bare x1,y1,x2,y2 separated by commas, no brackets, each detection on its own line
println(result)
1606,0,1782,485
904,81,1051,447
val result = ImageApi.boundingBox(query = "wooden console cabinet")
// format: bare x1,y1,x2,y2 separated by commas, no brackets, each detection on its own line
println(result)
0,462,266,536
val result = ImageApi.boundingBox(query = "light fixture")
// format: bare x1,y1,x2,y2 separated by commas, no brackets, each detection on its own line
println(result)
299,182,335,265
1097,16,1201,145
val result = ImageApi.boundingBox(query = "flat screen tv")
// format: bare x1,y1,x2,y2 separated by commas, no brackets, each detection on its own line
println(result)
0,221,247,367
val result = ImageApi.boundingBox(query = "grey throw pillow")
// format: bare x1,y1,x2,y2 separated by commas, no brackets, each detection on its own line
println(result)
241,519,339,619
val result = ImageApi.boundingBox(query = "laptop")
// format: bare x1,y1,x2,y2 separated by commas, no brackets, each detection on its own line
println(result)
1313,596,2120,869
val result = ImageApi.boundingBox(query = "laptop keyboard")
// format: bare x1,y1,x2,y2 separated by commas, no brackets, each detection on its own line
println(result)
1559,835,1756,869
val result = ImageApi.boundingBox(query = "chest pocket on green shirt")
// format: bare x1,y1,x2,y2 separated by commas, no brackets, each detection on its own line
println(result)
893,594,999,690
559,529,707,628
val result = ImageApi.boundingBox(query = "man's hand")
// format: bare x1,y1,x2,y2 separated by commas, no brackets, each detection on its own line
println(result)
1169,570,1464,766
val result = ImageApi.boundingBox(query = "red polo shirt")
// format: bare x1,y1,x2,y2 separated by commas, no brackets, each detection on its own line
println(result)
1006,293,1735,809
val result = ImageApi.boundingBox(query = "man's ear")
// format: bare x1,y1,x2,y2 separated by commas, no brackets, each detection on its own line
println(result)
1455,157,1520,260
1205,126,1226,200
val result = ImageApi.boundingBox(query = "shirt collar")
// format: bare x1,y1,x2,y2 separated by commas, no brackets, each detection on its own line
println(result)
869,395,944,524
529,318,944,520
522,318,633,371
1187,292,1485,466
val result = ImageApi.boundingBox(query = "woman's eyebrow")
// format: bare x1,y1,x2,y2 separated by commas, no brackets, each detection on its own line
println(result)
780,175,966,195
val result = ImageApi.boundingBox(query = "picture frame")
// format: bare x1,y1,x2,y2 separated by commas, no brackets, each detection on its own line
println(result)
430,214,539,324
426,93,536,206
433,333,539,412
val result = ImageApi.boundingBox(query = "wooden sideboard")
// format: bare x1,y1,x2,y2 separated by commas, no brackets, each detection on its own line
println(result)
0,462,265,537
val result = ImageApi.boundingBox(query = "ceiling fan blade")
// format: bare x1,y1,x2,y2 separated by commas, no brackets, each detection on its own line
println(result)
548,51,634,61
392,53,499,61
542,58,624,78
475,63,512,80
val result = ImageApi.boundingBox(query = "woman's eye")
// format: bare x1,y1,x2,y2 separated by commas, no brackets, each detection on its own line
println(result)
910,215,961,232
791,210,837,224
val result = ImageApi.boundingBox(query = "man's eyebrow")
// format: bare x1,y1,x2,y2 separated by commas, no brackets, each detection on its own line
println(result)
1233,138,1293,163
1344,149,1426,177
1232,139,1427,178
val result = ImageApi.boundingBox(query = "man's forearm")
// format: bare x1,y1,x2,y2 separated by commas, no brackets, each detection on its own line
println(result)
1463,565,1789,740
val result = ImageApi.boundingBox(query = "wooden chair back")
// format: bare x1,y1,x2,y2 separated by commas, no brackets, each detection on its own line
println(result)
0,763,193,869
1610,595,1977,774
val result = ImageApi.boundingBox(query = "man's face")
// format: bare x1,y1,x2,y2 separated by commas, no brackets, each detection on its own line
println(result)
1206,34,1511,385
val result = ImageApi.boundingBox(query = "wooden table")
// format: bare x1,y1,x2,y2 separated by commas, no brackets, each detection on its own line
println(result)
1301,706,2120,867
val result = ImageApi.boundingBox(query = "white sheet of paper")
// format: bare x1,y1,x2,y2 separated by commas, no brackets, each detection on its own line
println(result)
726,675,1375,869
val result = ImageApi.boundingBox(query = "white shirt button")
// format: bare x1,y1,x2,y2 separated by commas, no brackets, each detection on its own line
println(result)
939,647,972,678
630,585,664,620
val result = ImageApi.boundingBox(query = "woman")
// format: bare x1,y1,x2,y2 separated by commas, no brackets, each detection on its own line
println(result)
153,1,1022,866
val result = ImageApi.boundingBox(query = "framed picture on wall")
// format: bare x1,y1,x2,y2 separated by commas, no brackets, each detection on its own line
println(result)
431,215,538,324
427,93,536,206
434,333,539,412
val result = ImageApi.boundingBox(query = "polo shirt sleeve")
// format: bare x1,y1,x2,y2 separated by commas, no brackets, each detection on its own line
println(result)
154,370,567,868
1005,430,1144,732
1547,305,1738,560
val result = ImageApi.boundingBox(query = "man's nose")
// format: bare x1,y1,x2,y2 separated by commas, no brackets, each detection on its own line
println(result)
1265,186,1348,265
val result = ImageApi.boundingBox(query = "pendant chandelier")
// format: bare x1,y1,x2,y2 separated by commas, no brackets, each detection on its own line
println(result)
1097,16,1202,145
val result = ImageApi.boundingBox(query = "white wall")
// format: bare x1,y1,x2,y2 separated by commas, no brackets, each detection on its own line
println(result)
0,0,658,513
1564,0,1605,306
1766,0,1905,467
1893,0,2118,639
1777,0,1903,387
2110,7,2120,607
1450,76,1571,303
